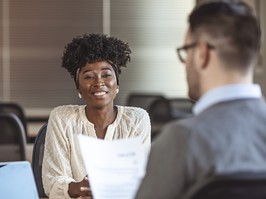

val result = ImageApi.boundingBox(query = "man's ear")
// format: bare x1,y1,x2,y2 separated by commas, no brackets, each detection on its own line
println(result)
196,41,210,70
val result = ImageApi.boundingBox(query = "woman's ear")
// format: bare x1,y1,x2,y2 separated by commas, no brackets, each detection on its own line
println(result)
116,86,119,94
77,88,82,99
78,92,82,99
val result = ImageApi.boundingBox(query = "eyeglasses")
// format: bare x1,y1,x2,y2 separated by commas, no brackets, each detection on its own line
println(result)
176,42,198,63
177,42,215,63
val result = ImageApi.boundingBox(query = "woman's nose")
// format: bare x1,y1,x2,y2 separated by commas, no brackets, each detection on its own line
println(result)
93,76,105,87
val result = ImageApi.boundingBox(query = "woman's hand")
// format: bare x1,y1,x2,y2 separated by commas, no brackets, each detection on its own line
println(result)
68,175,93,198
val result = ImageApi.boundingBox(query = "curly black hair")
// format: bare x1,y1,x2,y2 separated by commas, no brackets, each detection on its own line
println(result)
62,33,131,86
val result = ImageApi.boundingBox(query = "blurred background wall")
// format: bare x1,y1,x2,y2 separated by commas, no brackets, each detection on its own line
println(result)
0,0,265,119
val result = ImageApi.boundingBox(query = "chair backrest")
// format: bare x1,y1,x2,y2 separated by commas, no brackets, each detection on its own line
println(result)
181,172,266,199
168,98,193,119
0,103,28,142
126,93,165,111
0,112,27,161
149,97,172,122
32,122,47,198
148,97,173,139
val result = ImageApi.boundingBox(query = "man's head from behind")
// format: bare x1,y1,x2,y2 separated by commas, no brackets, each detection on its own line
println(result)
180,0,261,100
189,0,260,67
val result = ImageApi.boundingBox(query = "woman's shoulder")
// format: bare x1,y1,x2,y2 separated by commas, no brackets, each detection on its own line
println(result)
116,106,151,130
118,105,149,118
50,104,85,118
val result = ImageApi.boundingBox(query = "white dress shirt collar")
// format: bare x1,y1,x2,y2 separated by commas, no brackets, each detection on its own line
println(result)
193,84,262,115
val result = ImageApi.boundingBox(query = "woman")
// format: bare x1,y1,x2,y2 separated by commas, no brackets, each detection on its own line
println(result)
42,33,151,199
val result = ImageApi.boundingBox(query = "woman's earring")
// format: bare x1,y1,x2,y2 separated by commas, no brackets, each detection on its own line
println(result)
78,93,82,99
116,88,119,94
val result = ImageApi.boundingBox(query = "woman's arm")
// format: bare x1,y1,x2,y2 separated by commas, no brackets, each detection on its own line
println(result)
135,109,151,154
42,107,76,198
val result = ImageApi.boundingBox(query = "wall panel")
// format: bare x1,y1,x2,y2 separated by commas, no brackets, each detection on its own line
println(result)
5,0,102,111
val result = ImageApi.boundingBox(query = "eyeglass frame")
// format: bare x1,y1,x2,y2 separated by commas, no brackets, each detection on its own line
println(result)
176,42,215,63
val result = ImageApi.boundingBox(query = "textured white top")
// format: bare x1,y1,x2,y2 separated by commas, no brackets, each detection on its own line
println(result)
42,105,151,199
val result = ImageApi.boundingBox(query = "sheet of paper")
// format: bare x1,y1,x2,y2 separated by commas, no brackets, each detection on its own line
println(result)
78,135,147,199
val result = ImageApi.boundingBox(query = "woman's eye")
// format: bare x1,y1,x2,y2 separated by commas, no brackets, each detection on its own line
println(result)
85,75,94,79
102,74,112,78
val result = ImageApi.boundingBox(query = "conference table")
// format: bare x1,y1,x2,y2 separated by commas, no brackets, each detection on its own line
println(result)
40,197,95,199
39,197,93,199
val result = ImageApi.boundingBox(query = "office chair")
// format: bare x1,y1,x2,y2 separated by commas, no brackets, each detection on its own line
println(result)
168,98,193,119
0,102,29,142
32,122,48,198
148,97,173,139
126,93,165,111
181,172,266,199
0,112,27,161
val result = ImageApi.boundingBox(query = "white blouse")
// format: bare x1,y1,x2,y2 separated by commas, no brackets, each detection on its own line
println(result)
42,105,151,199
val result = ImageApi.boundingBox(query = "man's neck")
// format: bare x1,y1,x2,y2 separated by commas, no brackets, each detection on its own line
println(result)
200,70,253,97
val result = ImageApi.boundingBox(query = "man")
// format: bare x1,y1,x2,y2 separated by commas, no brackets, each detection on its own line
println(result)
135,1,266,198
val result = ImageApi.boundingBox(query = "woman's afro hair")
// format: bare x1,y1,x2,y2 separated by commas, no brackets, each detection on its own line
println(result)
62,33,131,81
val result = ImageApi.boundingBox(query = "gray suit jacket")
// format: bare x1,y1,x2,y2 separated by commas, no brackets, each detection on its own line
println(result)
135,98,266,199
